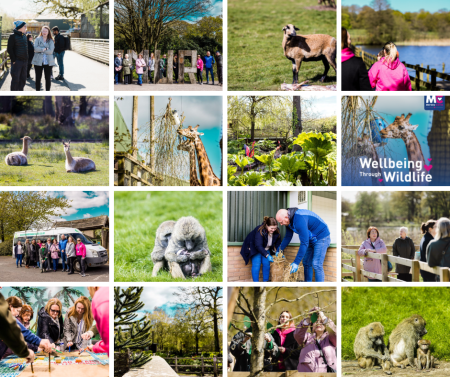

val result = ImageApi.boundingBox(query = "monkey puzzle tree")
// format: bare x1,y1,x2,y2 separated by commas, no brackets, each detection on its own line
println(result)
114,287,153,373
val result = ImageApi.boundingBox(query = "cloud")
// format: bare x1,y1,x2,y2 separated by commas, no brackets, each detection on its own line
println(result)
83,213,92,218
49,191,109,217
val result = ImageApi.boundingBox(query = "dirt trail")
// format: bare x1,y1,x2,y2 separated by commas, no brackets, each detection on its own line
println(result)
342,360,450,376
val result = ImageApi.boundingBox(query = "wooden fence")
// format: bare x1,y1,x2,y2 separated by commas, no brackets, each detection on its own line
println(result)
72,38,109,65
354,47,449,91
0,49,9,80
341,245,450,282
165,356,222,376
229,373,336,377
0,139,104,143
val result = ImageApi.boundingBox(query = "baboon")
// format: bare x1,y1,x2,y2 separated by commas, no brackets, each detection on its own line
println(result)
165,216,212,279
415,339,435,370
389,314,428,369
151,220,176,277
354,322,391,374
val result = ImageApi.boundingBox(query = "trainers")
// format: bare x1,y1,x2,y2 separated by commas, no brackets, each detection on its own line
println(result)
82,274,86,277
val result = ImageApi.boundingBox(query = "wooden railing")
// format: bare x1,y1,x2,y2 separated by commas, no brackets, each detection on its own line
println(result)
341,245,450,282
164,356,222,377
71,38,109,65
0,49,9,80
229,373,336,377
354,47,449,91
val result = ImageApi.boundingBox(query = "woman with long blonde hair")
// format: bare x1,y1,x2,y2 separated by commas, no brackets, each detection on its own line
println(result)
37,298,64,346
63,296,94,351
31,25,55,91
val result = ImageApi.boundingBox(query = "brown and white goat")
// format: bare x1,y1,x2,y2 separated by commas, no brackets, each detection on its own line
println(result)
63,141,96,173
318,0,336,7
282,24,336,84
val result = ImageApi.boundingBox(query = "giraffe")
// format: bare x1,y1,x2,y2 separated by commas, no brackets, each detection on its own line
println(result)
357,134,385,186
177,138,201,186
177,125,221,186
379,113,429,186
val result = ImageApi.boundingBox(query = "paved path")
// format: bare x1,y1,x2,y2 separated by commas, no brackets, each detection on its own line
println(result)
0,51,109,91
123,356,179,377
114,82,223,91
0,256,109,282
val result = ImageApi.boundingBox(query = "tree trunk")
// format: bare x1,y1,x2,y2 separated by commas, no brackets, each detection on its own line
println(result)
249,287,266,377
292,96,302,152
132,96,139,159
55,96,62,122
250,100,256,142
195,333,199,355
0,96,13,113
59,97,74,126
150,96,155,169
213,306,219,352
43,97,55,116
80,97,88,117
0,219,4,242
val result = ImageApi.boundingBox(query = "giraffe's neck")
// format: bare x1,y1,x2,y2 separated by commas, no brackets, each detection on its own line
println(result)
402,132,426,168
22,139,28,156
188,147,201,186
194,137,217,180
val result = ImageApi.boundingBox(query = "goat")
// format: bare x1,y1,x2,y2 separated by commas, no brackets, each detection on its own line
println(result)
62,141,96,173
5,136,32,166
318,0,336,7
282,24,336,84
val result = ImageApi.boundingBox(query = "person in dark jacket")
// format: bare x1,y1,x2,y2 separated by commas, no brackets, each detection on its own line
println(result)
272,311,300,371
27,35,34,79
37,298,64,345
7,20,28,91
240,216,281,282
29,239,38,268
341,28,372,91
427,217,450,282
215,51,223,86
52,26,65,80
114,53,123,84
420,220,436,282
392,227,415,282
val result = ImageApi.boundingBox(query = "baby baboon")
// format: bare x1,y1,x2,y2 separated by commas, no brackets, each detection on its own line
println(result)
389,314,428,369
354,322,391,374
165,216,212,279
415,339,435,370
151,220,176,277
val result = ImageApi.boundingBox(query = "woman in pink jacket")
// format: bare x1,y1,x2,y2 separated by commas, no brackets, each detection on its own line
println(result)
196,54,204,85
135,54,146,86
87,287,109,355
50,239,60,272
75,238,86,278
368,42,412,91
293,307,336,373
357,226,387,282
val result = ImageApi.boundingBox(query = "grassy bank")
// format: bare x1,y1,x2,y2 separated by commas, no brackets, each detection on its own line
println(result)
342,287,450,361
0,141,109,186
228,0,336,91
114,191,223,282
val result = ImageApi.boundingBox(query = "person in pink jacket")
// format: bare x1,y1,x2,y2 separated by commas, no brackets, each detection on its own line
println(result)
50,239,60,272
293,307,337,373
87,287,109,356
135,54,146,86
196,54,204,85
357,226,387,282
368,42,412,91
75,238,86,278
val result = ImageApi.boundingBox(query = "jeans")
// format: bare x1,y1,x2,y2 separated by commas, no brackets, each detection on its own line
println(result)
10,60,28,91
160,68,165,79
302,235,331,282
52,258,58,271
77,255,85,275
197,68,203,83
54,51,65,75
114,71,120,83
68,256,76,273
148,70,154,83
420,270,436,282
35,64,52,91
205,67,214,83
138,74,143,85
61,251,67,270
251,253,270,282
16,254,23,266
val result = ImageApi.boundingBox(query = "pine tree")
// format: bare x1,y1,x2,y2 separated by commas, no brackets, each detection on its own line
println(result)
114,287,153,372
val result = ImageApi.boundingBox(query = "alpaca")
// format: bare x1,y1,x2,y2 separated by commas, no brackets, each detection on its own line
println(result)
5,136,32,166
63,141,96,173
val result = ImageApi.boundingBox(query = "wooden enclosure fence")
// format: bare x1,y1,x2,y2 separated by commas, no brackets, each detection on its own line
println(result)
354,47,449,91
72,38,109,65
229,373,336,377
164,356,222,377
342,246,450,282
114,49,197,84
0,49,9,80
0,139,104,143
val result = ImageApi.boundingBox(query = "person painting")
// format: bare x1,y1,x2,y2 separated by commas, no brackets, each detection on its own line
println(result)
272,311,300,371
63,296,93,351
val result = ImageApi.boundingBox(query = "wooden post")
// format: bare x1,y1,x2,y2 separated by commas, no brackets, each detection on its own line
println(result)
443,62,446,73
132,96,138,159
201,356,204,376
175,356,178,373
431,69,437,90
355,252,361,282
415,64,420,91
127,49,133,84
118,156,125,186
440,267,449,282
143,49,149,83
426,65,429,83
381,254,389,281
420,63,423,82
179,50,185,84
167,50,173,84
411,260,420,282
213,356,218,377
155,50,160,84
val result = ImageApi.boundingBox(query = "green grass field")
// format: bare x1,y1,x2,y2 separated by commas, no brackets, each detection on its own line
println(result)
228,0,336,90
342,287,450,361
0,141,109,186
114,191,223,282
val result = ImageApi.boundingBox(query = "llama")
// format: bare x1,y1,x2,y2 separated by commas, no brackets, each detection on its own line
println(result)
5,136,32,166
63,141,96,173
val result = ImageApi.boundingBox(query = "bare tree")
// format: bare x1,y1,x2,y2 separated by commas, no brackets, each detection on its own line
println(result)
370,0,391,11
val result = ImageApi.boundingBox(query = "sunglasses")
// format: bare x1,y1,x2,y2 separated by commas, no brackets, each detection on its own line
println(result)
50,309,60,313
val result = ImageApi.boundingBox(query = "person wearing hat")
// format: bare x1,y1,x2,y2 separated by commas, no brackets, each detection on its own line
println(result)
114,53,123,85
215,51,223,86
52,26,65,80
7,20,28,91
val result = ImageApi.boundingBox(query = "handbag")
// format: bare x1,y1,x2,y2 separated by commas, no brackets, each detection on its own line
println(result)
370,241,393,272
315,339,336,373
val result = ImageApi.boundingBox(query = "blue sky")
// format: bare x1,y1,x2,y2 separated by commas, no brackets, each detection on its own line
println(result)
49,191,109,222
116,96,223,177
342,0,448,12
308,95,337,118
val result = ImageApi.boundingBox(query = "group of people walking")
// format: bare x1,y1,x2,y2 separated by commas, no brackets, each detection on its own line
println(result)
230,308,336,373
240,208,331,283
14,234,87,277
357,217,450,282
7,21,66,91
0,288,109,362
114,50,223,86
341,27,412,91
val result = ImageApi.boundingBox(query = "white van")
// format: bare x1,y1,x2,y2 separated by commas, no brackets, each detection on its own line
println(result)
13,227,108,271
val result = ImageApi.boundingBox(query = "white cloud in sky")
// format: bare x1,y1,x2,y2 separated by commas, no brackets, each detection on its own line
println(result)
49,191,109,217
83,213,92,218
126,286,182,311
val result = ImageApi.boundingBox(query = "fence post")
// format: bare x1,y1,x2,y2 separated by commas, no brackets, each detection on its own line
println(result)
381,254,388,281
443,62,446,73
411,260,420,282
431,69,437,90
118,156,125,186
420,63,423,82
426,65,429,83
175,356,178,373
143,50,149,83
355,252,361,282
213,356,218,377
440,268,449,282
155,50,160,84
201,356,204,376
415,64,420,91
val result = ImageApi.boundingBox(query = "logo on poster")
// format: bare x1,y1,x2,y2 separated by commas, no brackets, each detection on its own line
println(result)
424,96,445,111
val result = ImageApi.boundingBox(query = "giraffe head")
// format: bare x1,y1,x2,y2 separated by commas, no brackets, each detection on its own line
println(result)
177,138,195,153
379,113,418,139
177,125,204,141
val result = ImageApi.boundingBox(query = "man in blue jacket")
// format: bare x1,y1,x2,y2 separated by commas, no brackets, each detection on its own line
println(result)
203,51,215,85
276,208,331,282
59,234,68,272
114,53,123,84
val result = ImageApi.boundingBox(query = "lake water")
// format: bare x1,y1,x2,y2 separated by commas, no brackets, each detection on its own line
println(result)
358,45,450,81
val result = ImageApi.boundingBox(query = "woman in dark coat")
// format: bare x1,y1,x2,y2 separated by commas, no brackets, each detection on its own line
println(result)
427,217,450,282
37,298,64,345
420,220,436,282
30,239,38,268
240,216,281,282
272,311,300,371
27,34,34,79
392,227,415,282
